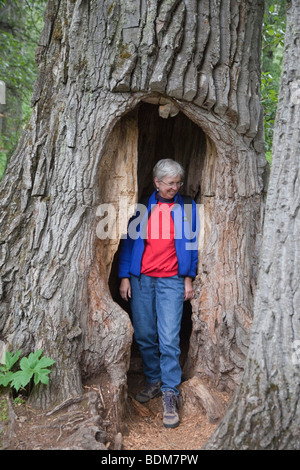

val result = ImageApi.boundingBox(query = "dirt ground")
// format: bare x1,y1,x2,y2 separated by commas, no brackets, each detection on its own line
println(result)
1,367,230,451
123,398,223,451
123,369,230,451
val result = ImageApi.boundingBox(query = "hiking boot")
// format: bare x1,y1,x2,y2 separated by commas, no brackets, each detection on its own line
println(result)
162,391,180,428
135,381,161,403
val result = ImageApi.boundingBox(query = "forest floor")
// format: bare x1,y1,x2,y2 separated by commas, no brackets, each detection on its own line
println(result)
122,371,230,451
1,359,231,451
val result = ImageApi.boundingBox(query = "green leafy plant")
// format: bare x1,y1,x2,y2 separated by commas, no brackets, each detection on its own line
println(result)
0,349,55,393
0,350,21,388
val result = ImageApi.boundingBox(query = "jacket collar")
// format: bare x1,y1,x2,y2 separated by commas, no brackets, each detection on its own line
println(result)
149,190,181,206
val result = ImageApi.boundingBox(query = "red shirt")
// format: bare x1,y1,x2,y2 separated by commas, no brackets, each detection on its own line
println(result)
141,201,178,277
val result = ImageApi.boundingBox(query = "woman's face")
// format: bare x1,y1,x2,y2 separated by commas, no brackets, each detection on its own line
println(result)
154,175,182,200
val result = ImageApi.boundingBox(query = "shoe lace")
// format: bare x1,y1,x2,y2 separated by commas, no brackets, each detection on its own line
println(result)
163,392,177,413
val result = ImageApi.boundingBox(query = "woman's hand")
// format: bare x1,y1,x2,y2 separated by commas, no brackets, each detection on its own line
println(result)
120,278,131,301
184,277,194,301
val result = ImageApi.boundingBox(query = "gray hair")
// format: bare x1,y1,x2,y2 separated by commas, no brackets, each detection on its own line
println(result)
153,158,184,181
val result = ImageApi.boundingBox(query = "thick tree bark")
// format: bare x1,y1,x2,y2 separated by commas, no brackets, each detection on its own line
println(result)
205,0,300,449
0,0,266,423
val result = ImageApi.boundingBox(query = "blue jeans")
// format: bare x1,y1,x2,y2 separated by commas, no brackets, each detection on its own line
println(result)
130,274,185,395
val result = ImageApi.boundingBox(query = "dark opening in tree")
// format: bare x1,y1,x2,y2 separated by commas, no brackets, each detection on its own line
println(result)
108,101,209,385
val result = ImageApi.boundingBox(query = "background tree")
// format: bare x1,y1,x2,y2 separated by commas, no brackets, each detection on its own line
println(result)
0,0,46,179
261,0,286,161
205,0,300,449
0,0,266,428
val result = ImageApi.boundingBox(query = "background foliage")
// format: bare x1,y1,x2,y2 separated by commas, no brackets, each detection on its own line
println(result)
261,0,286,163
0,1,286,182
0,0,46,179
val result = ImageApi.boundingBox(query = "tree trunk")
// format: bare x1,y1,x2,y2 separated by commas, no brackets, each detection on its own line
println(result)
0,0,266,424
205,0,300,449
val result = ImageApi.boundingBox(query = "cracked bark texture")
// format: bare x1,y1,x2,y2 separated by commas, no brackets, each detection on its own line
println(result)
205,0,300,449
0,0,266,418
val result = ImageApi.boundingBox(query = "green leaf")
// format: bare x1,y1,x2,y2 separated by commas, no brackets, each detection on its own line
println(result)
33,368,51,386
3,350,22,371
35,356,56,369
10,370,29,391
22,349,43,370
0,371,15,387
0,350,22,389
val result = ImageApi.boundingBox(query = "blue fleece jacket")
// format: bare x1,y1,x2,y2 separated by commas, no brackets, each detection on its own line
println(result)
118,191,199,279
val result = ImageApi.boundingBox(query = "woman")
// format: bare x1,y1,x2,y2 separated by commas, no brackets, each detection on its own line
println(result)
118,159,198,428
